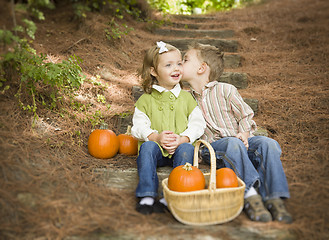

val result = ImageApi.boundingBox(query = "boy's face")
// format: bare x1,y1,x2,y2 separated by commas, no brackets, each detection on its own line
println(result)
182,49,202,83
151,49,183,90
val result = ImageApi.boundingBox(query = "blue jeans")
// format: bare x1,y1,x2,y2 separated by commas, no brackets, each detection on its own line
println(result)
136,141,194,198
201,136,290,201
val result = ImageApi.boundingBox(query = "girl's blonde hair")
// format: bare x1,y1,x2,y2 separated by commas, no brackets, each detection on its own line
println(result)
140,42,180,94
188,42,224,82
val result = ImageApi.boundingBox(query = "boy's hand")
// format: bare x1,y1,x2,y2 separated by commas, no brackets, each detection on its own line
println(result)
236,132,249,150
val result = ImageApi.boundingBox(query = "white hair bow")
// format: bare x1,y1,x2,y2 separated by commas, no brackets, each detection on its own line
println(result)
157,41,168,54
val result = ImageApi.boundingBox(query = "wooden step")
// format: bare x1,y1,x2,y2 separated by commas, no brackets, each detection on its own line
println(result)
220,72,248,89
93,167,172,193
169,22,201,29
223,54,241,68
153,28,234,38
171,15,216,22
169,22,228,30
166,39,238,52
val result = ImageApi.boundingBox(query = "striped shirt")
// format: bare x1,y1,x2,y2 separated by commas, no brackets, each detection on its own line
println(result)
191,81,257,143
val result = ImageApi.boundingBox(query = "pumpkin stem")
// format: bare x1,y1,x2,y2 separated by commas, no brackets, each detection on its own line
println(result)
182,162,193,171
99,122,108,130
125,125,132,135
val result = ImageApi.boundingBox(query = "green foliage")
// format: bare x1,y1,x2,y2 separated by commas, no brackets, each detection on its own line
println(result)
16,0,55,20
71,1,136,41
97,94,106,104
105,19,134,40
11,18,37,41
146,0,166,14
0,26,85,120
87,110,105,128
209,0,236,11
0,66,9,94
71,0,142,19
147,0,206,14
22,19,37,39
0,29,19,46
147,0,258,14
145,18,170,31
2,1,129,136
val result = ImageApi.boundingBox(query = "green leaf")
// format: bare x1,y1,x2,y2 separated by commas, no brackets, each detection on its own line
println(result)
22,19,37,39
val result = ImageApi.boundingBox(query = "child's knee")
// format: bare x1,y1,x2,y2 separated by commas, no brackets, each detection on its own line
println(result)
140,141,159,152
174,143,194,166
138,141,161,162
179,142,194,152
227,137,245,150
262,137,281,153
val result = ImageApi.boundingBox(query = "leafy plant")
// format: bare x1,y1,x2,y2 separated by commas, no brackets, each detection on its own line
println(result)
105,19,134,40
145,18,170,32
15,0,55,20
13,19,37,40
97,94,106,104
147,0,258,14
0,25,85,121
71,0,142,20
87,110,105,128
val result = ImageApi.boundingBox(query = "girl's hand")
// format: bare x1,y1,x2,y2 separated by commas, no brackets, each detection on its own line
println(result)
158,131,176,147
162,134,180,154
236,132,249,150
148,131,190,155
163,134,190,155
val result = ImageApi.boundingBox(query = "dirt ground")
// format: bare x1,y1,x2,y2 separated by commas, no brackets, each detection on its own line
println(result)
0,0,328,239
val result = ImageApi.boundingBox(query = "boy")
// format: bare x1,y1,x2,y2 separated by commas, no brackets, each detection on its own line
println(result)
182,42,292,223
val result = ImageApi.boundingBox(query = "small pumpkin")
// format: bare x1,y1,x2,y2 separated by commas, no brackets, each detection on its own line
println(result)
216,168,239,188
88,123,119,159
118,125,138,156
168,163,205,192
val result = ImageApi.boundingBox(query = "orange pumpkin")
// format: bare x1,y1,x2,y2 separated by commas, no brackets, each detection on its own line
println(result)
216,168,239,188
88,123,119,159
168,163,205,192
118,125,138,155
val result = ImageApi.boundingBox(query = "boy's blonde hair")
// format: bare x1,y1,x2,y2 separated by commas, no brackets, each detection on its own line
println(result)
188,42,224,82
140,42,180,94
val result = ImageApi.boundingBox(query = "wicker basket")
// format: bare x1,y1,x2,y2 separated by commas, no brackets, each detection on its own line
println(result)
162,139,245,226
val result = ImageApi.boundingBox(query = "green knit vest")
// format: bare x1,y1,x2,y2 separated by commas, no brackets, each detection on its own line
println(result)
135,89,197,157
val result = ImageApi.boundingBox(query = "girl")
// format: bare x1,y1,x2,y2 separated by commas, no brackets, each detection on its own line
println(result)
131,41,206,215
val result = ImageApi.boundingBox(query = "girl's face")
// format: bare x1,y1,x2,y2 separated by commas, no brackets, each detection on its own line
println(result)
151,50,183,90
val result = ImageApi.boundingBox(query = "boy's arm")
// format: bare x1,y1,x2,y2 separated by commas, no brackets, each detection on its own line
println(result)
180,106,206,143
230,88,257,134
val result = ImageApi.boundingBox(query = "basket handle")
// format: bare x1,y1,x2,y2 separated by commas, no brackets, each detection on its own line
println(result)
193,140,217,191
